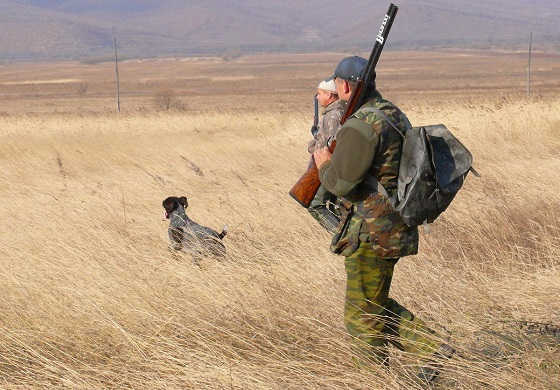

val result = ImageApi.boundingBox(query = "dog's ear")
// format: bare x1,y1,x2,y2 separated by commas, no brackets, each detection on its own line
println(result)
162,197,178,215
179,196,188,208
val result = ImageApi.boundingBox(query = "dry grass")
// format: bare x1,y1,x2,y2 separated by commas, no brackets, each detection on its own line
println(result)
0,93,559,389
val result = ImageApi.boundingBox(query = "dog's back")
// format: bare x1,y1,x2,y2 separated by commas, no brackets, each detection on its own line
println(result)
179,221,227,257
163,196,227,257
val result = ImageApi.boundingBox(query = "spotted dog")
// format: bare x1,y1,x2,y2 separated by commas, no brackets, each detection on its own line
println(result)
163,196,227,258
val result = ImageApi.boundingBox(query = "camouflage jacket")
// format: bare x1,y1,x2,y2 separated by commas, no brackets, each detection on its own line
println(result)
318,91,418,259
308,99,346,153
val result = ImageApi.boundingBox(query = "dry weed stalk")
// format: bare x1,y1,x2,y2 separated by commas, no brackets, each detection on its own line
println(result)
0,98,558,389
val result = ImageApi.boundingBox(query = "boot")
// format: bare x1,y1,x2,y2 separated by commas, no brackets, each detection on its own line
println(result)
416,343,455,384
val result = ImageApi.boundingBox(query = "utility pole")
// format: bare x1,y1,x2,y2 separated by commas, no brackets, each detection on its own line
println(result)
112,27,121,113
527,32,533,97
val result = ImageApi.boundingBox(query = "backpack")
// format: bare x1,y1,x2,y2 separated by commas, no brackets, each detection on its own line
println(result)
368,108,479,227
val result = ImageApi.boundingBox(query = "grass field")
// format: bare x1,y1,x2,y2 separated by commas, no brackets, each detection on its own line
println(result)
1,50,559,114
0,51,559,389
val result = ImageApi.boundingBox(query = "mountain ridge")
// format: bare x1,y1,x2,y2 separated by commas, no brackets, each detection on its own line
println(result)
1,0,558,61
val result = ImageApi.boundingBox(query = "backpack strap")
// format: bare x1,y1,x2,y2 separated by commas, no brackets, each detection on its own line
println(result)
470,167,481,177
361,175,392,201
358,106,408,139
354,106,409,207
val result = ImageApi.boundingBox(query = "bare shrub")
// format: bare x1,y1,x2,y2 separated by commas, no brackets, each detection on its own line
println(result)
221,48,243,62
77,82,88,96
153,89,181,111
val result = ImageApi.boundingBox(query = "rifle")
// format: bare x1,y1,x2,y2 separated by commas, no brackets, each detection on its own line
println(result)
289,3,399,208
310,94,319,137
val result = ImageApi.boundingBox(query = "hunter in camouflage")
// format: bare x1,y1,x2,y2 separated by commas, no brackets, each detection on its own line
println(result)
307,78,346,233
307,78,346,154
314,56,451,370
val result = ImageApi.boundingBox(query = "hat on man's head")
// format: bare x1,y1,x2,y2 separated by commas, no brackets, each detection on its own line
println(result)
332,56,370,82
317,78,337,94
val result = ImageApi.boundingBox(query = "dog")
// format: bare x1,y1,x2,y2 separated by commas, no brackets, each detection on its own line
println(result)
162,196,227,258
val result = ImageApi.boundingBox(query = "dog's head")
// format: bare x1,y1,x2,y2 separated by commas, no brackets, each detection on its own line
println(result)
162,196,189,219
163,196,189,247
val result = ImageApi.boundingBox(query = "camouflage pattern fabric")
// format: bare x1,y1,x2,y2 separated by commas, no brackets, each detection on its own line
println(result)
350,94,410,196
322,91,419,259
330,208,362,256
345,241,441,360
308,99,346,153
354,191,418,259
351,93,418,258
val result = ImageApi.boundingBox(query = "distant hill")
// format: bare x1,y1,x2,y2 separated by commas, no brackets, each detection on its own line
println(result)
1,0,559,61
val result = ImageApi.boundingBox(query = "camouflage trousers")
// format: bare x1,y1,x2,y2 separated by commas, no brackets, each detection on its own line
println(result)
344,241,441,363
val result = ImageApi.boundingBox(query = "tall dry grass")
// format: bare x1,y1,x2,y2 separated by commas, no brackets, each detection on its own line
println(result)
0,97,559,389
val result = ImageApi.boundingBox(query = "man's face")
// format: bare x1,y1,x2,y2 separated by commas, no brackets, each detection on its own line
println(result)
334,78,351,101
316,88,337,107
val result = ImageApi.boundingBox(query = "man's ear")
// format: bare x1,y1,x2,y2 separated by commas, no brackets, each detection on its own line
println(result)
343,80,351,95
179,196,188,207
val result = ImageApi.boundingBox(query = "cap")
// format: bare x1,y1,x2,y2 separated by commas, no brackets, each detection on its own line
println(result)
332,56,369,82
317,78,337,93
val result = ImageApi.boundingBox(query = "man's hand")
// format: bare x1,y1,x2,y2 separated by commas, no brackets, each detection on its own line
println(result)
307,139,317,154
313,147,332,169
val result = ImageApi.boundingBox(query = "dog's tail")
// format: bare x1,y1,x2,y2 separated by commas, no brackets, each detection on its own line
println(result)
218,225,228,240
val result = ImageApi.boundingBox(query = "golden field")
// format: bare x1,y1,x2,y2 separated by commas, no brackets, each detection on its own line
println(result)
0,51,559,389
1,50,559,114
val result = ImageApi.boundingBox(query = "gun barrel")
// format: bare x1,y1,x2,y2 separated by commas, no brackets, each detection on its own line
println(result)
311,94,319,136
341,3,398,125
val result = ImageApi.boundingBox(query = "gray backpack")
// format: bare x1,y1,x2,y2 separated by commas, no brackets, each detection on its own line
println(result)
370,108,478,227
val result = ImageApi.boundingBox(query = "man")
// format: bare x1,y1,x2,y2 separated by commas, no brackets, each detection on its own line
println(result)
307,78,346,153
313,56,453,380
307,78,346,233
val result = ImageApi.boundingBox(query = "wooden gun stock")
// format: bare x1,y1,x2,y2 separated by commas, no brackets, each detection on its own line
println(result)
289,140,336,208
